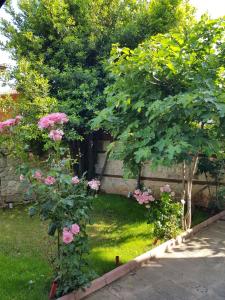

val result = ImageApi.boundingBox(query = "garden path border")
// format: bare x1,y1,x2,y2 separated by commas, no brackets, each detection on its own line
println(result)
57,210,225,300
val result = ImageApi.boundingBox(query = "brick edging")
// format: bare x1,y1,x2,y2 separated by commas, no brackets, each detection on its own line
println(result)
57,210,225,300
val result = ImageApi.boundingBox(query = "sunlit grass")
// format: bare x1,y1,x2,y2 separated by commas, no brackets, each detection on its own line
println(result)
0,194,210,299
0,207,52,300
88,194,154,275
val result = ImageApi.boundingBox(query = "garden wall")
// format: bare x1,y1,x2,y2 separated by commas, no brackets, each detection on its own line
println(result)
0,155,23,207
95,140,224,207
0,139,223,207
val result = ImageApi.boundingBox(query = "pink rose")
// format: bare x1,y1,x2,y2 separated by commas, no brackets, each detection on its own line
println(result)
3,119,16,126
149,195,155,202
62,230,73,244
164,184,171,193
0,116,22,132
38,113,69,129
0,119,15,131
88,179,101,191
72,176,80,184
134,190,154,205
134,189,141,195
33,170,42,180
70,224,80,235
44,176,56,185
49,129,64,141
15,115,23,124
160,184,172,193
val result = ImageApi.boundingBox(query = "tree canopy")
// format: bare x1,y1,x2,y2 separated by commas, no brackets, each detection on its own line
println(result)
0,0,195,176
93,16,225,174
92,16,225,228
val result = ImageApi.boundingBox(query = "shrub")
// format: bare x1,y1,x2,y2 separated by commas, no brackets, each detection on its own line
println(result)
133,185,183,240
19,113,100,297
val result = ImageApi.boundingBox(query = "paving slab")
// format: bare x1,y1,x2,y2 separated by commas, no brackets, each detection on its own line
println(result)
87,219,225,300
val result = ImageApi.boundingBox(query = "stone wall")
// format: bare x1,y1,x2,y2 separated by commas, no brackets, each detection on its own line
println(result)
0,155,23,206
95,140,223,207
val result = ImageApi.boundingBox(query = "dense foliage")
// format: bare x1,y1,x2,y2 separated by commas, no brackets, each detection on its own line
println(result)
133,184,182,239
93,17,225,227
0,0,194,177
23,168,95,297
1,111,99,297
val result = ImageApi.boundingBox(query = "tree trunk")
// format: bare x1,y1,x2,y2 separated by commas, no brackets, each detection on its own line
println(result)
204,171,212,201
87,133,95,180
136,165,142,189
184,155,199,229
181,160,186,229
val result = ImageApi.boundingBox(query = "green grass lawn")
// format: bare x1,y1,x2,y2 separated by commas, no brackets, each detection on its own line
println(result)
0,194,210,300
0,206,52,300
88,194,154,275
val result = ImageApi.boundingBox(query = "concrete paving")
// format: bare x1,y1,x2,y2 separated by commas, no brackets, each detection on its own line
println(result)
87,219,225,300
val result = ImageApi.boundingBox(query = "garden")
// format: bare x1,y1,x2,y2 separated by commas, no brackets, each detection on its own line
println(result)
0,194,209,300
0,0,225,299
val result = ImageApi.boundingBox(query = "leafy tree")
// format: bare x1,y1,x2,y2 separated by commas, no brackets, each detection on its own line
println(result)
0,0,194,177
0,58,57,160
92,16,225,228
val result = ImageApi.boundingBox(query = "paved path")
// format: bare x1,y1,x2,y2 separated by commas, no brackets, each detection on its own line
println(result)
87,219,225,300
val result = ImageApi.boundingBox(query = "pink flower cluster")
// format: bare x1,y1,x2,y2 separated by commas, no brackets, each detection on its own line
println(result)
44,176,56,185
160,184,175,196
133,189,155,205
38,112,68,142
48,129,64,141
31,171,100,191
63,223,80,244
0,115,22,132
72,176,80,184
32,171,56,185
160,184,172,193
33,170,42,180
88,179,101,191
38,113,68,129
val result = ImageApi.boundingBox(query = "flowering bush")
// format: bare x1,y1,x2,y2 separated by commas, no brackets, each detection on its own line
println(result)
133,185,182,240
18,112,99,297
49,129,64,141
88,179,101,191
38,112,68,129
133,189,155,205
0,115,22,132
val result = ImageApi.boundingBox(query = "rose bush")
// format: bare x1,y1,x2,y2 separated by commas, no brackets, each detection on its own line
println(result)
16,112,98,297
133,185,182,240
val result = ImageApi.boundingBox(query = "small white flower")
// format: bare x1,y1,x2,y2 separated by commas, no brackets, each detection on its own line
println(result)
146,205,150,209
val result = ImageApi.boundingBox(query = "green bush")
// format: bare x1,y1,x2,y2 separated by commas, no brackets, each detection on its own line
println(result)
133,185,182,240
